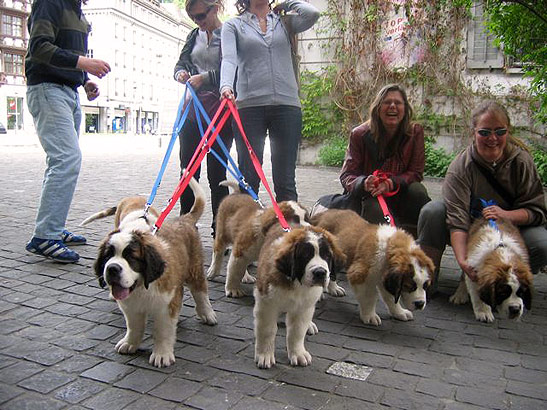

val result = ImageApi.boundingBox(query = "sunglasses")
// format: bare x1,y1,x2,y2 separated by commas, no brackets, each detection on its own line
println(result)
190,5,214,22
476,128,508,138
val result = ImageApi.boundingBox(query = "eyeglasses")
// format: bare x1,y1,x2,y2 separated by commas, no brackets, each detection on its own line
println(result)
476,128,508,138
190,5,214,22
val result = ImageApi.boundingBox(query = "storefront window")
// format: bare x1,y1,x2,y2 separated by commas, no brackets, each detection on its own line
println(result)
7,96,23,130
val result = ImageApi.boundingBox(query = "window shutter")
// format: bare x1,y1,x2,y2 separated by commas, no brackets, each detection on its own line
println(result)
467,2,504,69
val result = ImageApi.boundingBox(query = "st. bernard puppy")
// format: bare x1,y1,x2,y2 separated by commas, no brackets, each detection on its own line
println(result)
254,225,345,369
207,181,321,298
81,196,160,230
312,209,434,326
93,177,217,368
449,217,533,323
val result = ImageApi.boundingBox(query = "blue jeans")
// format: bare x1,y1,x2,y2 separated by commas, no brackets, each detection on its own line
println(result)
232,105,302,202
27,83,82,240
418,200,547,274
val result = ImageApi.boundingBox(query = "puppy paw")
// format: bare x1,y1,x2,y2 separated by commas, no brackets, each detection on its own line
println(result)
206,266,219,280
327,281,346,297
226,287,246,298
197,308,218,326
307,321,319,335
255,352,276,369
475,310,495,323
449,292,469,305
242,271,256,284
360,312,382,326
289,350,312,367
115,338,138,354
149,349,175,368
393,309,414,321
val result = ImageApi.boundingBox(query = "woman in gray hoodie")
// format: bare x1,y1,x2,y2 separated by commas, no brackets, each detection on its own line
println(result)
220,0,319,201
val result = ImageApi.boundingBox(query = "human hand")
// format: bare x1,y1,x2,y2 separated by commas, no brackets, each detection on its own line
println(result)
364,175,378,193
370,179,391,197
84,81,100,101
187,74,204,90
177,70,190,84
482,205,507,221
77,57,111,79
460,261,478,282
221,88,235,101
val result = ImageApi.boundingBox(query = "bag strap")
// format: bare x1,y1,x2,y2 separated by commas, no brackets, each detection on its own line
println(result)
471,157,514,207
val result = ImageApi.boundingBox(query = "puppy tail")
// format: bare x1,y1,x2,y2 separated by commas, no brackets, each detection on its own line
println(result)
185,176,206,224
80,207,117,226
219,180,240,192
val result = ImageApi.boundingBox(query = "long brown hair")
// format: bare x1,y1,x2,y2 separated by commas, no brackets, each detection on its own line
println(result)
368,83,413,159
470,100,529,152
186,0,225,15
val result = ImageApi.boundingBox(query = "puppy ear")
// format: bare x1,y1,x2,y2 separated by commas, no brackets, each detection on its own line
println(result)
320,231,346,281
383,271,404,304
94,236,112,288
138,234,165,289
260,208,280,236
275,245,294,280
518,285,532,310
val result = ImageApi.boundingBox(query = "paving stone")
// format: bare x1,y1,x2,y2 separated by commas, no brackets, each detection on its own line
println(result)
82,387,140,410
344,351,394,369
366,368,420,390
508,395,547,410
148,377,202,402
455,385,510,409
416,378,455,399
380,388,443,409
184,385,243,410
45,302,90,317
0,383,24,404
521,354,547,371
333,379,384,402
2,392,66,410
175,344,220,364
0,361,44,384
125,395,180,410
53,354,103,373
234,396,301,410
85,324,120,340
393,359,443,378
0,319,28,335
53,378,106,404
114,368,168,393
54,317,96,335
262,383,332,410
209,370,271,396
81,361,135,383
505,380,547,400
52,336,101,351
504,365,547,384
23,345,73,366
17,370,74,394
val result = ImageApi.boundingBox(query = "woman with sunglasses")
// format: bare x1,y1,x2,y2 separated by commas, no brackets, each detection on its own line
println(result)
174,0,233,237
219,0,320,202
418,101,547,293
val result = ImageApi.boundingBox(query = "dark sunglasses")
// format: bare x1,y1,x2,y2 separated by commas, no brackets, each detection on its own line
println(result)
476,128,508,138
190,5,214,22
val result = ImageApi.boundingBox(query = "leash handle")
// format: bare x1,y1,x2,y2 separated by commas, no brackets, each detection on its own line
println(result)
227,100,291,232
372,170,397,227
479,198,499,230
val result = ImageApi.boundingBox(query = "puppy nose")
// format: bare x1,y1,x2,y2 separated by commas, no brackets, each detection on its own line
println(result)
312,267,327,282
106,263,122,279
414,300,425,310
508,305,521,317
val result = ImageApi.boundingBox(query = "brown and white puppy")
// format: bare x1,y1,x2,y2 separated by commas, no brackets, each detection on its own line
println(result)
207,181,316,298
254,224,345,369
93,178,217,368
313,209,434,326
81,195,160,230
449,217,533,323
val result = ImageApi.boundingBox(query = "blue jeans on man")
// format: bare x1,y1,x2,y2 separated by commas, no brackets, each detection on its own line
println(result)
25,83,86,263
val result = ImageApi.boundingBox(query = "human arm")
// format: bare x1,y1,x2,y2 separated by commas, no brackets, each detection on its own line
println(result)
274,0,320,33
450,229,477,281
219,20,238,99
174,28,198,83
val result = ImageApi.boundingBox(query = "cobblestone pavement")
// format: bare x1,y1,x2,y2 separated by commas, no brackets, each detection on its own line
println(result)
1,134,546,410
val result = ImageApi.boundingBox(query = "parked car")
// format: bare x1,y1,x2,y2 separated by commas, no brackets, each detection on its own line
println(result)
0,122,6,134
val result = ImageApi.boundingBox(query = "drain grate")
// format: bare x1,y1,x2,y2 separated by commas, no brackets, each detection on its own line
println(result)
326,362,373,381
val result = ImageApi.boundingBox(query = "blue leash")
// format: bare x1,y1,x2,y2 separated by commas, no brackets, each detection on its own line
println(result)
146,86,192,211
186,85,261,203
479,198,499,230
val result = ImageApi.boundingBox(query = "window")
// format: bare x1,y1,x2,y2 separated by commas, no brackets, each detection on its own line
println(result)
86,49,94,59
4,53,24,75
2,14,23,37
467,2,504,69
6,97,23,130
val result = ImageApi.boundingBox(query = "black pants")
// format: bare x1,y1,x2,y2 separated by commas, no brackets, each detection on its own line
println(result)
361,181,431,237
179,117,234,233
233,105,302,202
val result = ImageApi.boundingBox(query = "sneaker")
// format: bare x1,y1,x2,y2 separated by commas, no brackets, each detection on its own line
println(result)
61,230,87,246
25,237,80,263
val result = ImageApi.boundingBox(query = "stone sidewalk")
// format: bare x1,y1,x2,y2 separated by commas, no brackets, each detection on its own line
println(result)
0,134,546,409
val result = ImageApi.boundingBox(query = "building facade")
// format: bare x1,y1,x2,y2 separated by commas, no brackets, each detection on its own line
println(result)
0,0,30,133
0,0,192,135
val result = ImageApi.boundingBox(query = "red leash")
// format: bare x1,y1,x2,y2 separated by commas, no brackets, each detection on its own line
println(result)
227,100,291,232
372,170,398,227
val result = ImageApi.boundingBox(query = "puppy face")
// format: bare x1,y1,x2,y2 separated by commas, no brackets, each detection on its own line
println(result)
477,255,532,320
94,230,166,301
383,245,432,311
275,228,344,288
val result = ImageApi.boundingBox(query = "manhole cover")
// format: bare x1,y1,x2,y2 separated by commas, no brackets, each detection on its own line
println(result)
326,362,373,381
